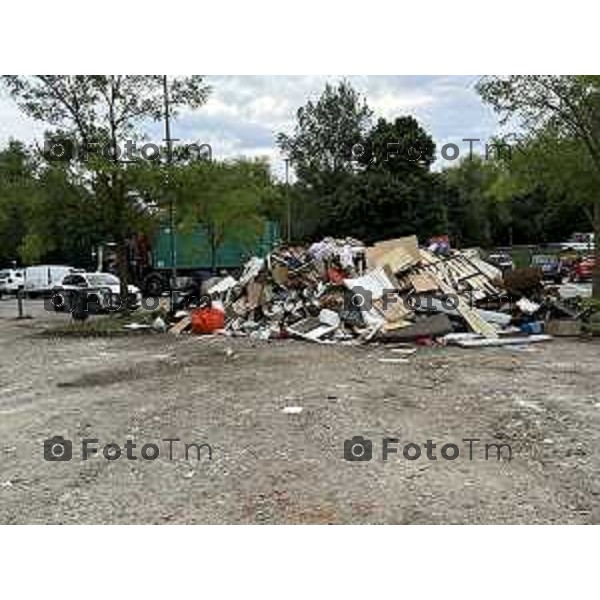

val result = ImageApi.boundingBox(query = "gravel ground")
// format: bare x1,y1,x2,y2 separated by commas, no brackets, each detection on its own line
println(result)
1,298,599,524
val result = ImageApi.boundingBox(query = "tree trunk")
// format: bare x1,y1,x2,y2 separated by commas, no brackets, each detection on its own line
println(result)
594,199,600,299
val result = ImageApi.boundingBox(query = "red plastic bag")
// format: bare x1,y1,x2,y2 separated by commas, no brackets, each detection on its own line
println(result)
191,307,225,334
327,267,346,284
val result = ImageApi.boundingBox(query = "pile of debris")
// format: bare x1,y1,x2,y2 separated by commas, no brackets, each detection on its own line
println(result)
164,234,565,348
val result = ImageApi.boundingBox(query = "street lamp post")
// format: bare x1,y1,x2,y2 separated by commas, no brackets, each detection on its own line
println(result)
163,75,177,290
284,157,291,242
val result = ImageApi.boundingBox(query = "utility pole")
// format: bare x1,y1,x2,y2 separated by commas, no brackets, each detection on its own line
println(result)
163,75,177,290
284,157,291,242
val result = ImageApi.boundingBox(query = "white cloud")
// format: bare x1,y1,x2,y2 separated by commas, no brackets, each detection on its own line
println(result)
0,88,46,147
0,76,504,176
369,91,436,120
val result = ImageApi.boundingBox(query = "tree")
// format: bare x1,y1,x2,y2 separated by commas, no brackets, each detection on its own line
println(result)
441,156,506,247
350,115,445,243
133,157,281,271
278,82,449,242
0,141,37,265
326,114,446,242
20,165,96,266
333,169,447,244
277,80,372,184
276,81,373,240
477,75,600,297
358,116,436,175
1,75,210,296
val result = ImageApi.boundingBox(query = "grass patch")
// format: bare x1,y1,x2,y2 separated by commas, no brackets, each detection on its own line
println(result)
37,312,159,338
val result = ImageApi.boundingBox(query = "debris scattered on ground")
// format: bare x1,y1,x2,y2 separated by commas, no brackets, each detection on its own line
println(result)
162,233,599,348
516,297,541,315
123,323,151,331
390,347,417,356
545,319,583,337
151,316,167,332
169,315,192,335
191,305,225,335
445,333,553,348
378,357,410,364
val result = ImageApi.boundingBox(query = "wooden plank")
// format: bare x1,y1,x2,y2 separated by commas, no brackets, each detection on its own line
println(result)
409,272,439,293
455,334,552,348
367,235,421,273
169,316,192,335
431,275,499,338
377,313,453,341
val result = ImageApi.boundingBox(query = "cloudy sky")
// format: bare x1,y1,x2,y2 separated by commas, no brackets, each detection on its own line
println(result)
0,75,504,178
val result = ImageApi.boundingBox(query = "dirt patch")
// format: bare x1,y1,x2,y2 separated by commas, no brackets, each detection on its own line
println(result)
1,301,600,523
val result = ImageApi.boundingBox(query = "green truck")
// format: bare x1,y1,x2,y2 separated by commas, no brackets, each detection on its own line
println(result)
138,220,280,295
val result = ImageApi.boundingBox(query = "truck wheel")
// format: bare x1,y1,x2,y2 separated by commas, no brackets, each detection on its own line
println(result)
144,274,165,297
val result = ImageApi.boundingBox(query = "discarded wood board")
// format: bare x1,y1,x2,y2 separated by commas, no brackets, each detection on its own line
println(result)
382,319,413,331
545,319,582,337
462,249,503,281
207,276,237,295
373,296,411,325
417,252,502,300
409,272,439,293
390,347,417,356
454,334,552,348
169,316,192,335
367,235,420,273
376,313,453,342
378,357,410,364
412,296,511,326
431,275,499,338
245,280,265,309
271,263,289,285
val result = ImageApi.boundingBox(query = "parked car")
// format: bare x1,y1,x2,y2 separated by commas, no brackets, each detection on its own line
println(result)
24,265,79,297
559,232,595,252
487,253,514,272
531,254,565,283
570,256,596,282
0,269,25,297
51,272,142,313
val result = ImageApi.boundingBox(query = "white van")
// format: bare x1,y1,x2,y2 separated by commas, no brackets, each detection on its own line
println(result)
0,269,25,296
24,265,79,296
